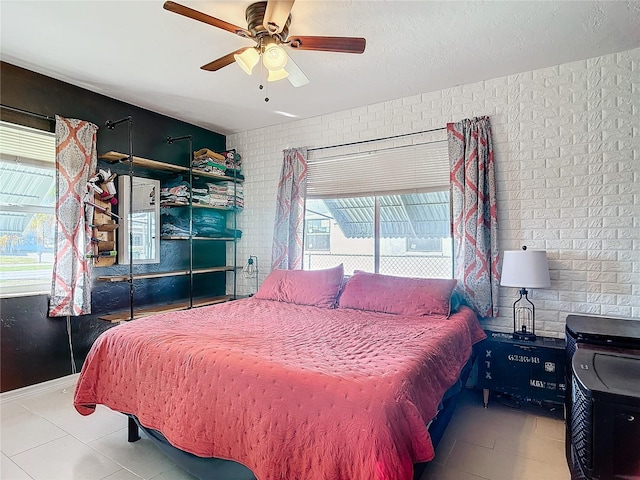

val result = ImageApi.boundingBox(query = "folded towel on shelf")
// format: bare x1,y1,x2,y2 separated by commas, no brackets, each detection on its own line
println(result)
224,169,244,180
161,210,242,238
163,176,191,188
192,158,227,174
161,223,192,237
160,179,191,206
193,148,225,161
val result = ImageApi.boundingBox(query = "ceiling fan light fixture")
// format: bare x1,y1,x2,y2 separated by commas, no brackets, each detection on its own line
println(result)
262,43,288,71
267,68,289,82
234,48,260,75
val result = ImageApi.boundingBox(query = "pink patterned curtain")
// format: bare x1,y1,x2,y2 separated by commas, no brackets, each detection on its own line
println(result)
271,147,308,270
447,116,499,317
49,116,98,317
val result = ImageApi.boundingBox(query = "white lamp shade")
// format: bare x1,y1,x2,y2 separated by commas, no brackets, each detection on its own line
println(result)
500,249,551,288
267,68,289,82
262,43,288,71
234,48,259,75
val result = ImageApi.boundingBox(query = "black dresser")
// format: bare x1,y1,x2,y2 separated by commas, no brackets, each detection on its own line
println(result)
565,314,640,479
477,330,565,407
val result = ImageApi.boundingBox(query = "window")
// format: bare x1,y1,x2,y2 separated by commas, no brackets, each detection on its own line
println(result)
0,121,56,297
303,130,452,279
303,193,452,278
304,218,331,251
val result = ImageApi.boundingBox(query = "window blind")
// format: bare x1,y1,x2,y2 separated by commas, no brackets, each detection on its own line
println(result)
0,121,56,165
306,131,449,198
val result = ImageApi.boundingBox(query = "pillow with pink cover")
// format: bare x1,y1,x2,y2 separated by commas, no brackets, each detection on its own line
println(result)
254,264,344,308
338,271,458,317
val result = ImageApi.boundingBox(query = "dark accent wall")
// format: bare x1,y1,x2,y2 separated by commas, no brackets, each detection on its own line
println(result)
0,62,226,392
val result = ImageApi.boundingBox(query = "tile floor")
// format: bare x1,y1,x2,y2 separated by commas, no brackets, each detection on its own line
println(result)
421,390,570,480
1,378,570,480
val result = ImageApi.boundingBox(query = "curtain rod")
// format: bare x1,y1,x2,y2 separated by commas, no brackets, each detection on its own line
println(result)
0,104,55,122
307,126,446,152
309,138,447,163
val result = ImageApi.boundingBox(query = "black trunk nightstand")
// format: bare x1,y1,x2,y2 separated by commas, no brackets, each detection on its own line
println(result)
477,330,566,407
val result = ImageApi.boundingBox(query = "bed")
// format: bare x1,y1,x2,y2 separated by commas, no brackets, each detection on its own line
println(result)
74,267,486,480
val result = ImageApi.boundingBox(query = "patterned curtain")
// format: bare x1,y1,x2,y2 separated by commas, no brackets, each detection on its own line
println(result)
49,116,98,317
271,147,308,270
447,116,499,317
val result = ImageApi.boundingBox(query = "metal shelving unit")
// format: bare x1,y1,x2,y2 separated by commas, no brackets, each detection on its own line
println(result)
96,142,242,322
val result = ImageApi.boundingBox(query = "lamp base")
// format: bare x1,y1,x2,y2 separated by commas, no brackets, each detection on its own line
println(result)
513,331,537,342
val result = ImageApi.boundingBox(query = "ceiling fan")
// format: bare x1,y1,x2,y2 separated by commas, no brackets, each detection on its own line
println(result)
163,1,366,89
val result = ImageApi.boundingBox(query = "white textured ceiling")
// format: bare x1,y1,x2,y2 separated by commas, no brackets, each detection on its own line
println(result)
1,1,639,135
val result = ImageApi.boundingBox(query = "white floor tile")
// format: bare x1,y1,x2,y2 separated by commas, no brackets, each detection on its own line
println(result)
2,380,572,480
0,408,67,456
422,460,489,480
1,401,30,421
102,469,143,480
445,440,569,480
1,452,32,480
17,387,75,413
10,435,121,480
430,431,456,465
535,415,566,441
21,389,126,444
88,429,177,479
494,432,567,467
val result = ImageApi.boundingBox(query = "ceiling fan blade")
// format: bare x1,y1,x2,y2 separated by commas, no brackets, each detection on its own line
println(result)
163,1,252,38
285,54,310,88
263,0,295,34
201,48,249,71
288,36,366,54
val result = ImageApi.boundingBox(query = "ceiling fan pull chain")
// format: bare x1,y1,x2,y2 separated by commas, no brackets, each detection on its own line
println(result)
257,57,269,102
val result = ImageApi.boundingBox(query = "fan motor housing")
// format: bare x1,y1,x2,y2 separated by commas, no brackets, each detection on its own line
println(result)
246,2,291,40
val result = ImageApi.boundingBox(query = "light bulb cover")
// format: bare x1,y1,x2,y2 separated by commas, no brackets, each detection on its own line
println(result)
234,48,259,75
262,43,288,71
267,68,289,82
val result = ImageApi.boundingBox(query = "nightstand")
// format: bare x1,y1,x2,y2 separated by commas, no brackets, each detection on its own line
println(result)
477,330,566,407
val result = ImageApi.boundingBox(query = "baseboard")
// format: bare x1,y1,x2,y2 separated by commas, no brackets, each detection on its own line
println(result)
0,373,80,404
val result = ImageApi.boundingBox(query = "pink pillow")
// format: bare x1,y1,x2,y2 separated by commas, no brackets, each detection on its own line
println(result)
338,271,457,317
254,264,344,308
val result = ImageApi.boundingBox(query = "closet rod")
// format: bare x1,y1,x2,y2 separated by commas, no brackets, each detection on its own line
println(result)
307,126,446,152
0,104,55,122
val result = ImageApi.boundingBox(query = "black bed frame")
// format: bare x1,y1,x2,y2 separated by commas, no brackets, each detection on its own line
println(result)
127,353,476,480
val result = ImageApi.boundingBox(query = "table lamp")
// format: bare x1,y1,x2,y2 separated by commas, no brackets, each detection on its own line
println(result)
500,246,551,341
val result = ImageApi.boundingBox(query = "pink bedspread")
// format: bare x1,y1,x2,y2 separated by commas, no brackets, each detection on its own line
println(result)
74,299,485,480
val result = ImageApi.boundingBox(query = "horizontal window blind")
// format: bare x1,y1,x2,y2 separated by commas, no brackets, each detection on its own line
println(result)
0,120,55,165
307,131,449,198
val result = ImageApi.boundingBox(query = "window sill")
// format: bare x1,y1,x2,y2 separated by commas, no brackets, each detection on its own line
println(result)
0,289,50,299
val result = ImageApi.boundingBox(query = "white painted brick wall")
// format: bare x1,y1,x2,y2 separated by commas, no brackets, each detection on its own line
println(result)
227,47,640,337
